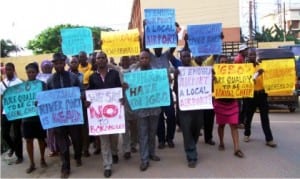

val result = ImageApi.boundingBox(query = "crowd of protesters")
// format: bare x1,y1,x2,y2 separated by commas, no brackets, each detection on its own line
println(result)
1,22,277,178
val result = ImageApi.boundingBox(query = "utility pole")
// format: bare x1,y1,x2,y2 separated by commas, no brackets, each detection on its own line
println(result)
249,0,253,41
283,1,286,41
253,0,257,32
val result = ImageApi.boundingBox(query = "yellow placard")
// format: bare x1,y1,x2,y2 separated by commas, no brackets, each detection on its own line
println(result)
261,59,296,94
213,63,255,98
101,29,140,57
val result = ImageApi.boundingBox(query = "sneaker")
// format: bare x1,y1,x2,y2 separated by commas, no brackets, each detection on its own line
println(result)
60,171,70,178
205,140,215,146
104,169,112,178
93,149,101,155
123,152,131,160
158,142,165,149
76,159,82,167
131,147,137,153
167,140,175,148
266,141,277,148
7,149,14,157
188,161,197,168
244,136,250,142
15,157,23,164
140,162,149,171
83,150,90,157
149,155,160,161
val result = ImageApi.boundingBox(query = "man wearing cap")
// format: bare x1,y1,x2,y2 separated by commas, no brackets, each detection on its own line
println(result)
46,52,83,178
234,44,249,129
234,44,248,63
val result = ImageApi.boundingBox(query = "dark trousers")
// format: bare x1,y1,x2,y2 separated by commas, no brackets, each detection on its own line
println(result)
179,110,203,162
54,125,82,172
244,92,274,142
238,99,246,124
81,106,90,153
203,109,215,143
157,90,176,143
1,114,23,159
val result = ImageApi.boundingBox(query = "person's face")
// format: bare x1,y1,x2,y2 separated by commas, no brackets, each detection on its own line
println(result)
78,53,88,64
70,57,79,71
219,56,228,64
26,68,38,81
180,51,192,66
121,56,130,69
5,66,15,79
42,64,53,74
194,56,205,66
241,49,248,57
53,60,65,73
96,53,108,69
139,51,150,68
247,50,256,63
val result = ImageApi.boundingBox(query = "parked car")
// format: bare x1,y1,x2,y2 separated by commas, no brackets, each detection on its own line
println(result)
279,45,300,96
256,48,299,112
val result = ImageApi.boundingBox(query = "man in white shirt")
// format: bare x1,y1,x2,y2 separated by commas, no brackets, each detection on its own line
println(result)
1,62,23,164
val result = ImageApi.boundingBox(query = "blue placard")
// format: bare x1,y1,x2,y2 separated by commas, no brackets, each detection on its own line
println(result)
144,8,177,48
187,23,222,56
2,80,43,120
60,27,93,56
36,87,84,129
124,69,170,110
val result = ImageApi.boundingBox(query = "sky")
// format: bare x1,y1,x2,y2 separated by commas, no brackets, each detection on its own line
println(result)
0,0,134,48
1,0,299,55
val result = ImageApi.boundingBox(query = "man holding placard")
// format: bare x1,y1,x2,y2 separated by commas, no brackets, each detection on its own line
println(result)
243,48,277,148
143,9,179,149
46,52,83,178
1,63,24,164
87,51,122,178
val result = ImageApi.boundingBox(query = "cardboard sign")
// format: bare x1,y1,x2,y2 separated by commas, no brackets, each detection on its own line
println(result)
261,59,296,94
144,8,177,48
214,63,255,98
85,88,125,135
3,80,43,120
102,29,140,57
36,87,84,129
187,23,222,56
60,27,93,56
178,66,213,110
124,69,170,110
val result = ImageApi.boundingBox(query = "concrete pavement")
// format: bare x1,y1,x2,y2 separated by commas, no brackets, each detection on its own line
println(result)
1,108,300,178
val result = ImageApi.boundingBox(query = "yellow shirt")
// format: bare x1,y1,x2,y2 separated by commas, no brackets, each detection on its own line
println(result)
78,63,93,85
254,65,264,91
191,55,214,67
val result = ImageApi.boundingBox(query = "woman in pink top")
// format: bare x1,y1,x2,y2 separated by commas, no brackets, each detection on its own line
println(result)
213,55,244,158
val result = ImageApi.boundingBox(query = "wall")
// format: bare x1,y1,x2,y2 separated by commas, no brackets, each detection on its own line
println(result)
1,54,53,80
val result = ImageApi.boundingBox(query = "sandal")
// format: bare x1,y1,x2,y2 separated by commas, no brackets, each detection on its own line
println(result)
26,165,36,174
218,144,225,151
234,150,244,158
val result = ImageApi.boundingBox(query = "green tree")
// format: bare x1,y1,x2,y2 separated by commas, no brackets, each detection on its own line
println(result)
254,24,299,43
27,24,114,54
1,39,23,57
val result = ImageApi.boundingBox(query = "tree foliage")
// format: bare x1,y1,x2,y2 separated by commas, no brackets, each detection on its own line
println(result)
254,24,299,43
27,24,114,54
1,39,23,57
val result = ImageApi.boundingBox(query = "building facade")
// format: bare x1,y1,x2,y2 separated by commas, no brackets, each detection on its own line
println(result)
260,7,300,40
128,0,242,42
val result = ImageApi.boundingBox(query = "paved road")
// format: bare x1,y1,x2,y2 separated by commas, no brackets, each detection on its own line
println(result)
1,107,300,178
